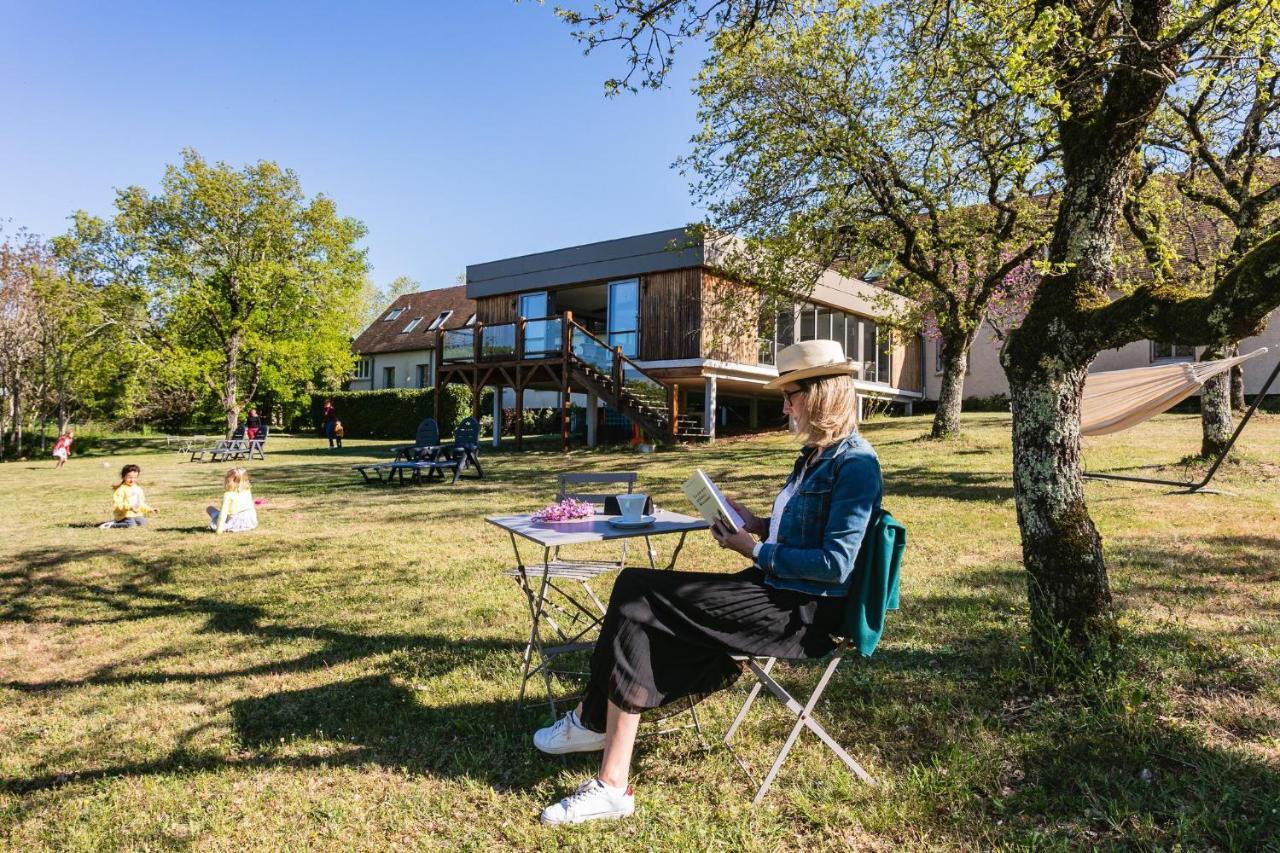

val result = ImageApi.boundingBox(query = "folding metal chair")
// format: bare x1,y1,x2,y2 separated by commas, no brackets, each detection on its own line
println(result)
724,644,876,805
723,508,905,804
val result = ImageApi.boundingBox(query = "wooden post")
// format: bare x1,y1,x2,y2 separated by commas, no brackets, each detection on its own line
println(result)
749,396,759,429
492,384,502,448
474,321,483,363
516,316,525,361
586,389,598,448
562,311,573,453
515,381,524,450
612,346,623,394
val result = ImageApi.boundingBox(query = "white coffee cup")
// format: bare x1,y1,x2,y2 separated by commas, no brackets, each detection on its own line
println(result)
615,493,648,521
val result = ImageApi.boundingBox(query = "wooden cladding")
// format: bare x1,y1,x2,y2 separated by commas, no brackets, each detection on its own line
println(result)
892,335,923,392
639,268,702,361
475,295,518,325
700,272,760,365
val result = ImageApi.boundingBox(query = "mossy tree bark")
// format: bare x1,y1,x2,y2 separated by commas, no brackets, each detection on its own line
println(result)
1200,346,1234,458
932,330,976,439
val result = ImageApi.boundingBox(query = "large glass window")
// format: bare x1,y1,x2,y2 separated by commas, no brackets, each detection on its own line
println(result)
776,304,795,348
862,320,877,381
520,291,551,355
799,304,817,341
845,315,859,365
816,307,835,341
876,328,893,384
1151,341,1195,361
607,278,639,357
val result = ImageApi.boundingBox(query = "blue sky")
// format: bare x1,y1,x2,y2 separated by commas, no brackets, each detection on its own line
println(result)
1,1,706,288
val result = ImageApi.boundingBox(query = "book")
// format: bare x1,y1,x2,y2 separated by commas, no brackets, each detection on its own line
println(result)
681,468,745,533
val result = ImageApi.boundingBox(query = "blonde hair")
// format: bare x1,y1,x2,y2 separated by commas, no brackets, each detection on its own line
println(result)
224,467,251,492
794,375,858,448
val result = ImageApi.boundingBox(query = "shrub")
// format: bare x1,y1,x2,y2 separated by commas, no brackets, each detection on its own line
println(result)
309,387,475,439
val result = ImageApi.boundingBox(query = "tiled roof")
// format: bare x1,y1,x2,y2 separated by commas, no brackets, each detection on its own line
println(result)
352,285,476,355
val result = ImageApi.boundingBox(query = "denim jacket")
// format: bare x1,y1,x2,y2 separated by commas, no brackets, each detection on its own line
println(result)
755,433,883,597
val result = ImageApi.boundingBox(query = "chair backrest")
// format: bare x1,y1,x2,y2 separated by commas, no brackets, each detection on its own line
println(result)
453,417,479,447
557,472,638,508
840,508,906,657
415,418,440,447
257,424,270,442
231,425,245,441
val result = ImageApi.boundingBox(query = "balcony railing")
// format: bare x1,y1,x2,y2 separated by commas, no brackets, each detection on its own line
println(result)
437,316,564,364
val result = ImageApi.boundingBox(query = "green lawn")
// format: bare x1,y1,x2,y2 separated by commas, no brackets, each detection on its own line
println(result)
2,413,1277,850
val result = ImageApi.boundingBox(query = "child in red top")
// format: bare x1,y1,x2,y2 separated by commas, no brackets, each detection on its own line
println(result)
52,431,74,469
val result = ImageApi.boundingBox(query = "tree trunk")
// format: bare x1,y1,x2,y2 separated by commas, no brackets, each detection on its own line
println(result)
930,332,972,439
224,334,241,437
1231,363,1246,411
1199,346,1233,458
1007,365,1116,655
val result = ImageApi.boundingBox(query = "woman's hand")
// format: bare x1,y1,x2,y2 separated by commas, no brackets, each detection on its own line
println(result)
711,518,758,560
725,497,766,538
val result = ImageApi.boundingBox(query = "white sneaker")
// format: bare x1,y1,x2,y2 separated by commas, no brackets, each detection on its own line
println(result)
540,778,635,825
533,709,606,755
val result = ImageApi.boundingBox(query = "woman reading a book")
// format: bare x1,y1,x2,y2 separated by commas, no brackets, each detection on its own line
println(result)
534,339,883,825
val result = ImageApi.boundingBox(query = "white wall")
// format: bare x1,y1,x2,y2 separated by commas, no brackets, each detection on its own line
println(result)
925,310,1280,401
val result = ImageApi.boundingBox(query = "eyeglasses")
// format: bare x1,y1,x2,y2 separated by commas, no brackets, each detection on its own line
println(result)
782,387,807,404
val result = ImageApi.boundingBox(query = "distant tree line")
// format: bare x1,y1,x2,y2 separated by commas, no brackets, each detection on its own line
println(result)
0,150,372,457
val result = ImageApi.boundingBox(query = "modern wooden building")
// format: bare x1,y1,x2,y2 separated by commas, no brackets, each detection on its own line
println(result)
432,227,924,448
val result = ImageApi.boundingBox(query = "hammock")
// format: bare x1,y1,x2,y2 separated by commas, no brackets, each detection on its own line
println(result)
1081,348,1270,436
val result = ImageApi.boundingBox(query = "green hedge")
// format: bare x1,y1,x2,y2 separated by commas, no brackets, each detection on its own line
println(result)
309,387,493,439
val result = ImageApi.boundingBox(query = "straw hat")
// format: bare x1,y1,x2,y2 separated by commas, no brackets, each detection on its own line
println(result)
763,340,858,389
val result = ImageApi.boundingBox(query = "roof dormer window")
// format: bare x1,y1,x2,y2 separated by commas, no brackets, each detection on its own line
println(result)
464,313,476,326
427,310,453,331
402,317,422,333
385,307,405,321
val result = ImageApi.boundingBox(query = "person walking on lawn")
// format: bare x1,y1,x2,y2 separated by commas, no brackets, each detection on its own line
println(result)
533,340,882,825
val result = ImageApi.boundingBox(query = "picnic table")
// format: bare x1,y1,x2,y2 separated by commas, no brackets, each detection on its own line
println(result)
486,509,709,714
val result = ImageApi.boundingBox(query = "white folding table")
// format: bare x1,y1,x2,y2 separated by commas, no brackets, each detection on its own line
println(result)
486,510,709,715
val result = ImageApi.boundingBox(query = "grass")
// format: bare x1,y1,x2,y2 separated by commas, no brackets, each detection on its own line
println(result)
1,412,1278,850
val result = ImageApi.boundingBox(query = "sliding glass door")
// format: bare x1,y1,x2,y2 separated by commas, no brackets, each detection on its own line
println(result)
607,278,639,357
520,291,551,356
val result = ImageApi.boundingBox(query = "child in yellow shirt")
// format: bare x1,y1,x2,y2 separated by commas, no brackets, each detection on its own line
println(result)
102,464,158,528
207,466,258,534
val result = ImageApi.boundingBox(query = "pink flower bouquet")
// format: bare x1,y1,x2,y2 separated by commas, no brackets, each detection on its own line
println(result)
532,497,596,522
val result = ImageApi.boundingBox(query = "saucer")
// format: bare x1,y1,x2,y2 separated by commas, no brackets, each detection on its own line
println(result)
607,515,656,529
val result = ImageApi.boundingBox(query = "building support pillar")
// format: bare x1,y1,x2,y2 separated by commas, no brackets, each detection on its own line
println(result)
515,381,524,451
492,385,502,448
749,396,759,430
586,389,598,448
703,375,717,443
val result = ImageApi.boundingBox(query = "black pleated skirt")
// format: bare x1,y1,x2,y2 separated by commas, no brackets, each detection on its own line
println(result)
578,566,846,732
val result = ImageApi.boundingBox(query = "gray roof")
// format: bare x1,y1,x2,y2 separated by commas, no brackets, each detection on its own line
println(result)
465,227,703,298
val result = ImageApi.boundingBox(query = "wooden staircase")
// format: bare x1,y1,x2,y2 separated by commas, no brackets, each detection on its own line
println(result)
566,320,707,443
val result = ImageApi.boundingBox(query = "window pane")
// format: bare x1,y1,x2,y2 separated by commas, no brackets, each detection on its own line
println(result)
816,307,835,341
776,304,795,347
519,291,549,318
799,305,816,341
845,315,858,364
607,279,640,356
862,320,877,380
830,313,846,351
877,329,893,384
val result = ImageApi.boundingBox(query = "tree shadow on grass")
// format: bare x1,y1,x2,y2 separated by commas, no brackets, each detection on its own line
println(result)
880,464,1014,503
2,676,554,796
0,546,521,693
